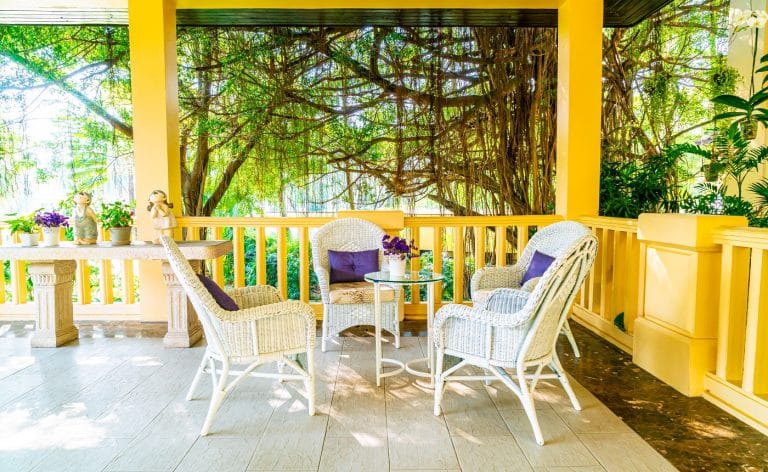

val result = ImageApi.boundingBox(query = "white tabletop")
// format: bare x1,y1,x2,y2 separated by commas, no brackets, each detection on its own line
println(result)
0,240,232,261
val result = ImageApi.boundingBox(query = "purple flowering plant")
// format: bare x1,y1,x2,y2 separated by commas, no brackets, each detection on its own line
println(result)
382,235,418,260
34,210,69,228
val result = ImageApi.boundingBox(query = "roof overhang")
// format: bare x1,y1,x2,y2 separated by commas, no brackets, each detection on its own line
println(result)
0,0,673,27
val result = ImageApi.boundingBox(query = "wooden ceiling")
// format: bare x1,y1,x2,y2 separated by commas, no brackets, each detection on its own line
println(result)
0,1,674,27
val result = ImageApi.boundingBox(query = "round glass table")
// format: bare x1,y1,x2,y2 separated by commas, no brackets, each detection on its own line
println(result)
364,270,445,387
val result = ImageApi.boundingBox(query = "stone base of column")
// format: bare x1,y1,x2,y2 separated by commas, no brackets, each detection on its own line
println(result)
161,261,203,348
29,260,79,348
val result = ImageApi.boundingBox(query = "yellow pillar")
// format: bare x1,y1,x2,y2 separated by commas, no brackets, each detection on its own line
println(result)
128,0,183,322
634,214,747,396
556,0,603,218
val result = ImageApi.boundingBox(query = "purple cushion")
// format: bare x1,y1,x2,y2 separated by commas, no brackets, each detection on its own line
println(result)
328,249,380,284
197,274,239,311
521,250,556,284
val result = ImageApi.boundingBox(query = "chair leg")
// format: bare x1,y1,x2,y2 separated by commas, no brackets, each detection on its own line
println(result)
200,364,230,436
394,321,401,349
186,353,208,401
551,354,581,411
306,349,316,416
433,348,445,416
517,367,545,446
562,320,581,358
321,312,329,352
277,360,286,383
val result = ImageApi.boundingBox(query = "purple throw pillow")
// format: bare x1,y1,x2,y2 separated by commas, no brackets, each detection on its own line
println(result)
521,250,556,284
197,274,239,311
328,249,380,284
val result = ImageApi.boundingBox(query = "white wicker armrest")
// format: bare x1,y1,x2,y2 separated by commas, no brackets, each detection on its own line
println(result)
434,303,531,332
216,300,317,326
485,288,531,314
226,285,282,308
470,265,526,292
315,267,331,303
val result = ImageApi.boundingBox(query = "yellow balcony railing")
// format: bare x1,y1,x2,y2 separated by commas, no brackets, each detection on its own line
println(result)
1,214,565,321
573,216,640,353
176,214,564,319
705,227,768,435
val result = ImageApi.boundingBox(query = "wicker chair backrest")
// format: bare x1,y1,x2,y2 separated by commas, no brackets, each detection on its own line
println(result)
517,221,591,271
160,236,229,358
310,218,386,275
519,234,598,364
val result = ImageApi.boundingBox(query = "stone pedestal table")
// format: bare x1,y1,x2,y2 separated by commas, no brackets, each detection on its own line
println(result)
0,240,232,348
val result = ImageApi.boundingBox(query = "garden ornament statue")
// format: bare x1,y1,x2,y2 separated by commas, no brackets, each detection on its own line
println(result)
147,189,177,244
72,191,98,245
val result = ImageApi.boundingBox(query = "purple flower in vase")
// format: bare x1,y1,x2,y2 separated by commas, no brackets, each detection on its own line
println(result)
34,211,69,228
381,235,418,260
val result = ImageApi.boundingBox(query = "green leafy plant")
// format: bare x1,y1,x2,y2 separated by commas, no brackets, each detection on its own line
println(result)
5,212,39,234
713,54,768,139
98,201,134,229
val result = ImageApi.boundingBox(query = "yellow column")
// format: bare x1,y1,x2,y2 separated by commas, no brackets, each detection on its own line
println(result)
556,0,603,218
128,0,182,322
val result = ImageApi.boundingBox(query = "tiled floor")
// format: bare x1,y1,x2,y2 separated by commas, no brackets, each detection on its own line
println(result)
0,325,676,472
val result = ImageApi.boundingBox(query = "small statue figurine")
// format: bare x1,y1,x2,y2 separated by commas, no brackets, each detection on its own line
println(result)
147,189,177,244
72,191,98,245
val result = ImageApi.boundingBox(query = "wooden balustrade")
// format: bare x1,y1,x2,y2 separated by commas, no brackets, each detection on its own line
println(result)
572,216,639,353
704,227,768,435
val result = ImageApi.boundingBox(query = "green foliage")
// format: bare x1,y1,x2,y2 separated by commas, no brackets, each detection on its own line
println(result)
5,212,39,233
98,201,134,228
599,148,691,218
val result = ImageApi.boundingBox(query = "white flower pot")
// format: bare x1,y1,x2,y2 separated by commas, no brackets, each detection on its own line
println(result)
18,232,38,247
389,256,407,276
41,227,60,247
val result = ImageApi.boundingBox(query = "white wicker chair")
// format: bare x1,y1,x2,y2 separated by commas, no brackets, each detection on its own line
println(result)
470,221,591,357
311,218,400,352
433,233,598,446
160,236,316,436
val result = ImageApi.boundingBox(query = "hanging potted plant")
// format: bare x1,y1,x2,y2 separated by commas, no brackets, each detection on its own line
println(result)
34,211,69,247
6,212,40,247
99,201,134,246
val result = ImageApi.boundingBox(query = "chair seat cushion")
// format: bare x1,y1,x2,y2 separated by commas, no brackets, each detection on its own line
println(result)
329,281,395,304
328,249,380,283
197,274,239,311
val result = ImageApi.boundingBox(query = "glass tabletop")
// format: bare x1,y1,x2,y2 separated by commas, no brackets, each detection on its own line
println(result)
364,271,445,284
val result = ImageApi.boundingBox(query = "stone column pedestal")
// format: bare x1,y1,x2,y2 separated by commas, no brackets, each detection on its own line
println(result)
161,260,202,348
29,260,78,348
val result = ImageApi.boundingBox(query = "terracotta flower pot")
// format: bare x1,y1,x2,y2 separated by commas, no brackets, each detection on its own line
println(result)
109,227,132,246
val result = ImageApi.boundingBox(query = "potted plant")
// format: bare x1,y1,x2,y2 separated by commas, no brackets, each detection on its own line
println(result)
99,201,134,246
381,235,418,277
34,210,69,247
6,212,40,246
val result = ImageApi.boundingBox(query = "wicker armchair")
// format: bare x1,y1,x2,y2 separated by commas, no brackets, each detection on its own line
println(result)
433,234,598,446
470,221,591,357
310,218,401,352
160,236,316,436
